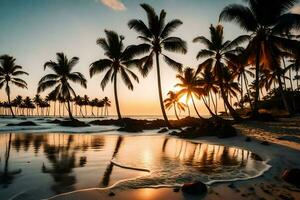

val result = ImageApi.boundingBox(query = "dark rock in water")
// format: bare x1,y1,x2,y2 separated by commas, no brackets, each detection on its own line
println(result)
282,168,300,186
47,119,62,124
250,153,263,161
158,128,168,133
173,188,180,192
181,181,207,195
6,121,38,126
178,117,237,139
37,118,44,121
261,141,270,145
169,131,179,136
59,119,90,127
245,137,252,142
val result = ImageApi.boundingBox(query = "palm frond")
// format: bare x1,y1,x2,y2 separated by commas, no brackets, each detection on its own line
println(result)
162,37,187,54
120,67,134,90
89,59,112,77
160,19,183,38
219,4,258,32
100,68,113,90
162,54,182,72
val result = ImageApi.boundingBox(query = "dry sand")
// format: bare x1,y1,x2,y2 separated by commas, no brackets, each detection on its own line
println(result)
48,117,300,200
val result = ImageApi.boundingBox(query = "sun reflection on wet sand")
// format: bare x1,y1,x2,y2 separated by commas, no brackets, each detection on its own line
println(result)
0,133,267,200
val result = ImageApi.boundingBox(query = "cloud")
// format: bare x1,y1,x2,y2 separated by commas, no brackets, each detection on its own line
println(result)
291,5,300,13
100,0,126,11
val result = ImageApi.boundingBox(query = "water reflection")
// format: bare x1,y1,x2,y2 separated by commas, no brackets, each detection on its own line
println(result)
0,133,267,199
0,133,22,188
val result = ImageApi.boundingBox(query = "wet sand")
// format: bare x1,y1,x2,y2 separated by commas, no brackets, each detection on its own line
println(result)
48,117,300,200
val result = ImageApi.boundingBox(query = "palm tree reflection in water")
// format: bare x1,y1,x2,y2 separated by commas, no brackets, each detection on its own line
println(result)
0,133,22,188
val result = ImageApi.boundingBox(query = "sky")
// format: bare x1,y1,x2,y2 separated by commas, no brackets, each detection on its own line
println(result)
0,0,300,116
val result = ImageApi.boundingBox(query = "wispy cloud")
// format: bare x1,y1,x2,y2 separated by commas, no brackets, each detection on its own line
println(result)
100,0,126,11
291,5,300,13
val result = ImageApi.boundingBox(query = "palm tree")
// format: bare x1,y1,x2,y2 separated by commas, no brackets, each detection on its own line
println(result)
175,67,203,119
102,97,111,116
0,55,28,117
193,24,248,120
164,91,186,120
197,66,219,115
90,30,140,121
12,95,23,116
37,52,87,120
83,95,89,117
227,48,254,110
219,0,300,116
33,94,42,116
128,3,187,127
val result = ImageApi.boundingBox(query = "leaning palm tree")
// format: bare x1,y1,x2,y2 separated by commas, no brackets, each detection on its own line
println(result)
128,3,187,127
219,0,300,116
164,91,186,120
90,30,140,121
0,55,28,117
37,53,87,120
193,24,248,120
175,67,203,119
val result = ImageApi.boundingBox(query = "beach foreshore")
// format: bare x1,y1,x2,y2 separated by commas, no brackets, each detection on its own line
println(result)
47,117,300,200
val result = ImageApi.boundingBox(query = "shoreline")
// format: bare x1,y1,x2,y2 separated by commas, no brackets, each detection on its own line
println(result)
46,122,300,200
1,116,300,199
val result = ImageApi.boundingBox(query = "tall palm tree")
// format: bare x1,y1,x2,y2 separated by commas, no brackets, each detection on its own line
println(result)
37,52,87,120
219,0,300,116
0,55,28,117
90,30,140,121
164,91,186,120
197,66,219,115
175,67,203,119
128,3,187,127
12,95,23,116
193,25,248,120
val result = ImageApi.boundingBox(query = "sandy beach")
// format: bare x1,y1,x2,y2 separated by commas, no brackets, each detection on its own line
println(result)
46,117,300,200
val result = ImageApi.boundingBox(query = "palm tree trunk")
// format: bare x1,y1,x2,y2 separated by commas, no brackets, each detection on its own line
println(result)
186,98,191,117
202,97,216,117
114,75,122,120
276,72,292,115
5,83,15,118
191,94,202,119
244,72,253,111
173,103,179,120
67,100,74,120
216,62,241,120
155,52,171,128
253,48,260,117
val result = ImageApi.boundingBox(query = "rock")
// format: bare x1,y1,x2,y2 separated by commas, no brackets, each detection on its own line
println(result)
228,183,236,189
261,141,270,145
108,191,115,196
169,131,179,136
282,168,300,186
173,188,180,192
245,137,252,142
158,128,169,133
181,181,207,195
251,153,263,161
59,119,90,127
6,121,38,126
47,119,62,124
